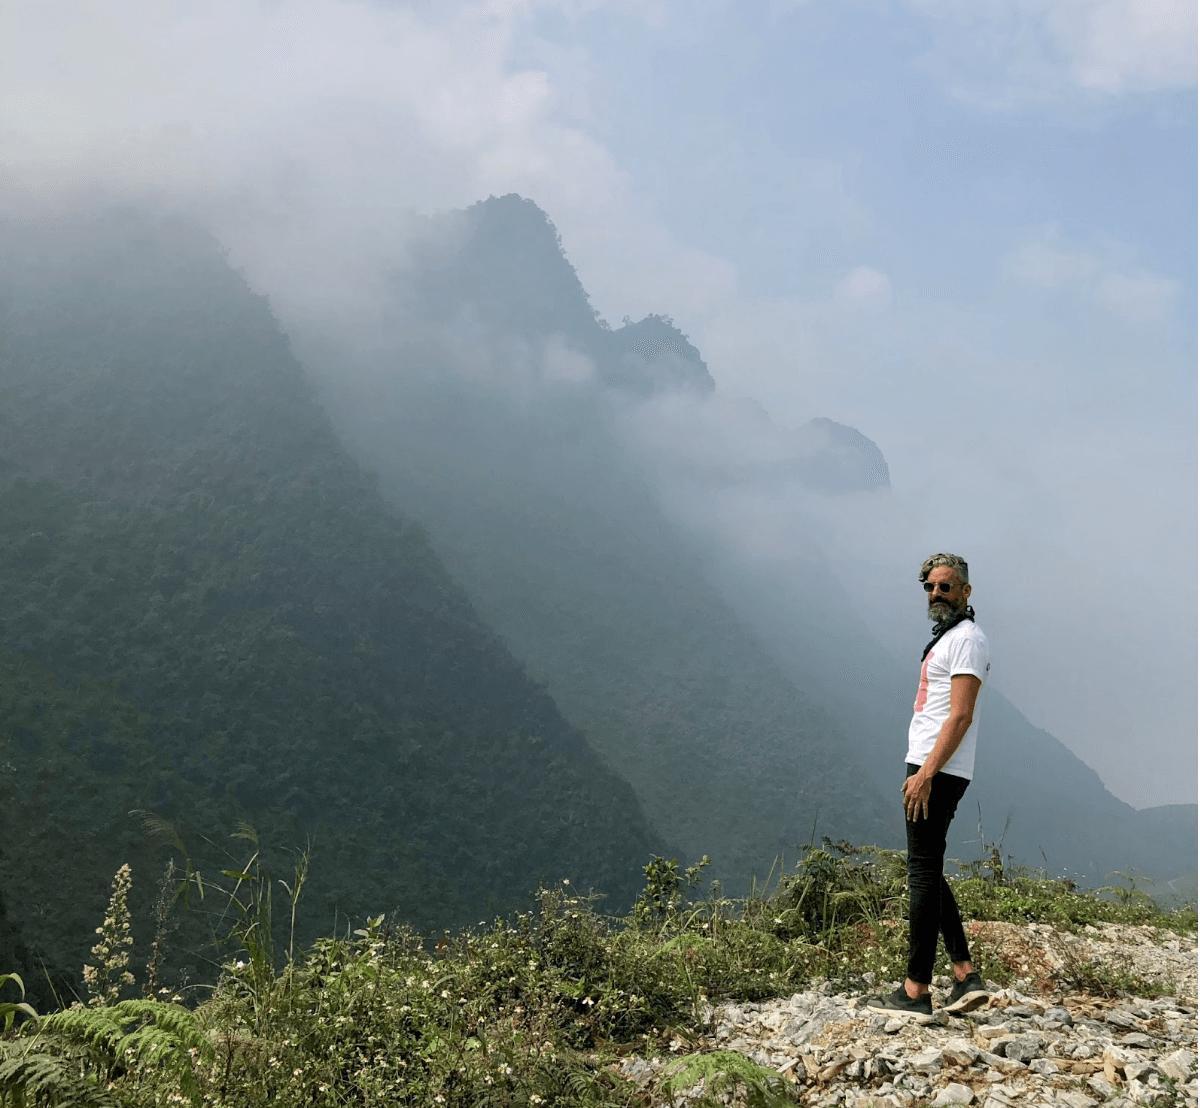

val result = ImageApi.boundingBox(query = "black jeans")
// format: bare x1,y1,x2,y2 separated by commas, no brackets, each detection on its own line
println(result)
904,763,971,985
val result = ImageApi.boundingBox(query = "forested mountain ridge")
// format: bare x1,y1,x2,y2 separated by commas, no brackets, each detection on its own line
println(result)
309,193,1194,888
0,207,661,997
306,195,900,885
398,195,716,398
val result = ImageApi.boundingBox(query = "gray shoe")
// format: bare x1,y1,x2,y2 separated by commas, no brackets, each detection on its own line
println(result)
865,985,934,1021
943,971,988,1014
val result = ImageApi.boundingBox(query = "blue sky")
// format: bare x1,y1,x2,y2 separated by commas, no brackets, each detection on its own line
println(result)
1,0,1195,805
521,2,1195,285
503,1,1197,805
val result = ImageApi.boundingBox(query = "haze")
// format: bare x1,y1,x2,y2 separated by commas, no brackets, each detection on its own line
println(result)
1,0,1194,807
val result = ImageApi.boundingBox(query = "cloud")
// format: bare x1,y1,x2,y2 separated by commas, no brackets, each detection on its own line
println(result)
1056,0,1197,93
834,265,893,307
1003,239,1101,289
1003,229,1179,322
0,0,1191,810
1094,269,1179,323
0,0,729,335
905,0,1196,107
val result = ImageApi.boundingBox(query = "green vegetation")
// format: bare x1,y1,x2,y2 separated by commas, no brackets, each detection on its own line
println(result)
2,199,1195,1104
0,207,658,1002
953,848,1197,933
4,198,1193,1018
1,840,1190,1107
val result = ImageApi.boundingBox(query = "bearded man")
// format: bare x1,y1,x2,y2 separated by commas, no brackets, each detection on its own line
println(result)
867,552,991,1020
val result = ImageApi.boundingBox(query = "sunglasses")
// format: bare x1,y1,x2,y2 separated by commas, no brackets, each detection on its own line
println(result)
923,581,957,594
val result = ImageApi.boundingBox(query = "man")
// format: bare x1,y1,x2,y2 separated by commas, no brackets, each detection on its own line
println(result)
867,552,991,1020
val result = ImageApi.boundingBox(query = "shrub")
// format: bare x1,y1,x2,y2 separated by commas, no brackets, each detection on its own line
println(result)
1,838,1192,1106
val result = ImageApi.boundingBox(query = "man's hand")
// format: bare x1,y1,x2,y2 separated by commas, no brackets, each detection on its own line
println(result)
902,771,932,822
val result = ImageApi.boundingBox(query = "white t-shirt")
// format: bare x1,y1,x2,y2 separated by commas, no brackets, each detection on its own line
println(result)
906,619,990,781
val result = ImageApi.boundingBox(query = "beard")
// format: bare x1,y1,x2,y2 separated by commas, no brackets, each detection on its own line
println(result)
927,598,963,624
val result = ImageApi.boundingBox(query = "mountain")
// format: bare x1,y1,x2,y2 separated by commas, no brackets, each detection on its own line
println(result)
1128,805,1198,903
305,193,1194,888
305,196,896,885
607,313,715,396
707,531,1198,885
0,204,661,998
791,417,890,493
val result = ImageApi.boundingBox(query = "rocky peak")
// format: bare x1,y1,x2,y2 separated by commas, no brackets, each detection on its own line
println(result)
605,314,715,396
792,416,891,493
406,193,602,345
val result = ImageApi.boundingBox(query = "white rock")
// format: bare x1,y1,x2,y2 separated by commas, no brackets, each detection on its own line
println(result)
941,1038,980,1066
1125,1077,1154,1104
932,1082,975,1106
975,1049,1025,1076
1160,1048,1198,1082
1103,1044,1135,1069
1124,1060,1155,1083
1056,1091,1098,1108
979,1091,1017,1108
909,1048,943,1072
976,1025,1011,1041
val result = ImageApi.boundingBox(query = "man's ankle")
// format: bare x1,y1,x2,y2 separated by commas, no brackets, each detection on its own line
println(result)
952,961,974,982
904,978,930,999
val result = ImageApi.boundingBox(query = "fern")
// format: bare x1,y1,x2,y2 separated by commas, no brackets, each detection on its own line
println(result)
0,1041,118,1108
37,1007,126,1059
33,1000,212,1105
556,1057,630,1106
658,1050,793,1108
109,1000,208,1052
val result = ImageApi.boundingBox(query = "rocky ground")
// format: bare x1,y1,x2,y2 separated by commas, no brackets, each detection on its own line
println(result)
619,921,1197,1106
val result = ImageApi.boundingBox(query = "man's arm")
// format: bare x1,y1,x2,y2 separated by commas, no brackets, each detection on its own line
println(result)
902,674,982,820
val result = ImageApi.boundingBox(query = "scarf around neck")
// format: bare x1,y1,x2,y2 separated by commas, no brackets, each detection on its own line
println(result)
921,605,975,661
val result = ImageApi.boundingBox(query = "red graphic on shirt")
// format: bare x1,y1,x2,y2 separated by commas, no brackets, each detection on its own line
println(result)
914,654,930,713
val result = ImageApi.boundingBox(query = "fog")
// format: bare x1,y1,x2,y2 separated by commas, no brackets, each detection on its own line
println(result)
1,0,1194,807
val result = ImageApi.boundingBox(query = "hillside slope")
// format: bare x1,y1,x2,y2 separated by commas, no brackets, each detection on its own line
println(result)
305,196,898,883
308,194,1193,885
0,205,661,992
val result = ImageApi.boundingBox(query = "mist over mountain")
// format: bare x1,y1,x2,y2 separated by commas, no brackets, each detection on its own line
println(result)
792,418,890,493
297,194,1193,888
1,191,1191,1004
294,195,904,884
0,203,660,996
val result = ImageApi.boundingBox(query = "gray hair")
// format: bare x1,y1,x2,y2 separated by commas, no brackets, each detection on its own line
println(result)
919,552,970,585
